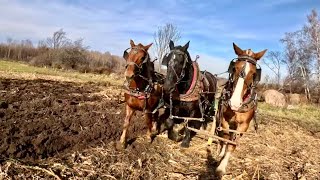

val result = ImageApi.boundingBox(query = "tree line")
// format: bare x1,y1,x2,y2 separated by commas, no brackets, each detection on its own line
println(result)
0,29,125,74
263,9,320,102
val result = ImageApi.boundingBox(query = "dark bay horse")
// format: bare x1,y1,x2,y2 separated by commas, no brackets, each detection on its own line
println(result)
160,40,217,148
119,40,163,148
215,43,267,175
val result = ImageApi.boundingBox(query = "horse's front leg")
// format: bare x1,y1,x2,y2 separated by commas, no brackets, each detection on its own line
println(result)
152,108,170,135
144,112,154,143
180,110,201,148
151,111,159,133
216,122,249,176
118,104,135,149
154,108,183,142
217,118,230,158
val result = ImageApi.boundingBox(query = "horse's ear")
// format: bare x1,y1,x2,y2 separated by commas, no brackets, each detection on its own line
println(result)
169,40,174,50
233,42,244,56
144,43,153,51
254,49,268,60
130,39,135,47
183,41,190,51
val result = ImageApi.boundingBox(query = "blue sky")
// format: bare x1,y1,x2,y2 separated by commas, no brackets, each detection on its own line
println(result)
0,0,319,78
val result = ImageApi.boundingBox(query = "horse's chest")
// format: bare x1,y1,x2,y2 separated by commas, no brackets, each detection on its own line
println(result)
223,106,255,124
125,93,158,111
173,101,199,113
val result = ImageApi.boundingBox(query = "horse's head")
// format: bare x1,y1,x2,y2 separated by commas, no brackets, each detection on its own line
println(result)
228,43,267,111
162,40,191,93
123,39,153,80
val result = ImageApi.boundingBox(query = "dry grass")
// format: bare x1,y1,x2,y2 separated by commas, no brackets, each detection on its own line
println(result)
0,60,124,86
258,102,320,134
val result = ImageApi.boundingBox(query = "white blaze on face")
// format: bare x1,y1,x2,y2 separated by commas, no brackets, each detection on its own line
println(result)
230,62,250,110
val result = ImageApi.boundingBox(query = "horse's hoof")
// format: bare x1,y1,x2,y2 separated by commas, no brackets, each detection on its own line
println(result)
147,136,153,144
150,130,159,138
142,134,153,144
168,131,183,142
215,167,226,177
116,141,126,150
150,133,158,142
180,141,190,148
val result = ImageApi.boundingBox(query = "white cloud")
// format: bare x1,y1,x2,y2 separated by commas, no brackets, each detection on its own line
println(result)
193,53,230,79
0,0,269,54
0,0,300,79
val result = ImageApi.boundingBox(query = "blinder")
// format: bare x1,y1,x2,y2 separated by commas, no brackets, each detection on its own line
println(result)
228,61,235,74
123,48,130,60
255,68,261,82
161,53,170,66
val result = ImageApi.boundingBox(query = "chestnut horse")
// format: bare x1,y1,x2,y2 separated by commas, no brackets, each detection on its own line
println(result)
215,43,267,176
119,40,163,148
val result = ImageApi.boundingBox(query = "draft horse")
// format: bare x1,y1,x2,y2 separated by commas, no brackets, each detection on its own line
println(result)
215,43,267,175
160,40,217,148
119,40,163,148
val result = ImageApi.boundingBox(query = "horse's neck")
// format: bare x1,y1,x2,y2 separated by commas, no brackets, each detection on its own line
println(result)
177,62,193,94
144,62,154,81
129,63,153,91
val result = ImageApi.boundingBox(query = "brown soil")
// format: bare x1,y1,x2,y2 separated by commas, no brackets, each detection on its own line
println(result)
0,78,145,161
0,77,319,180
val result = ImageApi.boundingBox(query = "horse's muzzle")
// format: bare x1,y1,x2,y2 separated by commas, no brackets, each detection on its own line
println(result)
228,100,242,111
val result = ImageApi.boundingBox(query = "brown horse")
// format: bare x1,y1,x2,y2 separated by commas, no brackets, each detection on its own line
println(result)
215,43,267,176
119,40,163,148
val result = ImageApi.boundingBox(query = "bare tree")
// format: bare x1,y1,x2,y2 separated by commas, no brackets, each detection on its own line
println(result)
23,39,34,48
280,32,298,93
264,51,283,85
6,37,13,59
296,31,313,100
38,40,47,48
281,30,313,99
153,23,181,71
73,38,89,50
304,9,320,82
263,74,270,89
46,29,71,49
